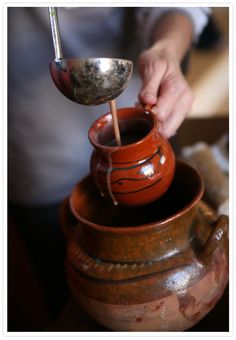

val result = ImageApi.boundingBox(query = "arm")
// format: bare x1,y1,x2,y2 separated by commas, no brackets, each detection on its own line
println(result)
150,11,194,61
138,11,197,138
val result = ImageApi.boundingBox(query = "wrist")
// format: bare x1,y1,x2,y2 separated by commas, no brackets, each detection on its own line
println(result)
149,12,193,63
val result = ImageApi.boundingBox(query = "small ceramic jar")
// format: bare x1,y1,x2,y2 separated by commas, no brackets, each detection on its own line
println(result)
88,107,175,206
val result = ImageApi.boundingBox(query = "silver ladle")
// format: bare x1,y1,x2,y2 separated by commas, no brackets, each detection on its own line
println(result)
48,7,133,106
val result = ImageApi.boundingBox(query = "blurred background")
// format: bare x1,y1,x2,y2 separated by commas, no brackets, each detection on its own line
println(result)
188,8,229,118
175,7,229,149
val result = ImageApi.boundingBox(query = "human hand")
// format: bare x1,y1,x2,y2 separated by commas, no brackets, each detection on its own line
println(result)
137,44,194,138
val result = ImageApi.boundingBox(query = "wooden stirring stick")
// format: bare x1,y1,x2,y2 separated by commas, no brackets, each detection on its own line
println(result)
109,99,121,146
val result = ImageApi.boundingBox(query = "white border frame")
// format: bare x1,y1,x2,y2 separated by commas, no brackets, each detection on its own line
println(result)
1,1,234,339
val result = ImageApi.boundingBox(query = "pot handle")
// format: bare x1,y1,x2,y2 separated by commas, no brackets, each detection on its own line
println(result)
198,211,229,262
59,198,81,239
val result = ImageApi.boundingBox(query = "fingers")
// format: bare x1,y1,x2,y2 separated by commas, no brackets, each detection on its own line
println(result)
157,89,194,138
137,84,194,138
137,48,194,138
138,52,167,106
138,70,163,105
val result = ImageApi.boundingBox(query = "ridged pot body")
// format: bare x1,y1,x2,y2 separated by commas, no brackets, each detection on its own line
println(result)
61,161,229,331
89,107,175,206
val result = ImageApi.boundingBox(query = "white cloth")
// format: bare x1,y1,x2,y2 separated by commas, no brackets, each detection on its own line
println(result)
8,7,209,205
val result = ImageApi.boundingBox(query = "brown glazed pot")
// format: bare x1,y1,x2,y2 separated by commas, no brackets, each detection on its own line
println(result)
60,161,229,331
88,107,175,206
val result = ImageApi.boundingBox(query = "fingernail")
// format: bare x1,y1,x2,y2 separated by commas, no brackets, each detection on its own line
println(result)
139,92,156,104
144,94,156,104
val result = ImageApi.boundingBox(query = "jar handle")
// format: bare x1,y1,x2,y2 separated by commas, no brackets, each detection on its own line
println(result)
198,212,228,262
144,104,154,112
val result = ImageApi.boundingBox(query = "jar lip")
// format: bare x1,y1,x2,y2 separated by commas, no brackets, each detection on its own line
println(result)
69,160,205,233
88,107,158,150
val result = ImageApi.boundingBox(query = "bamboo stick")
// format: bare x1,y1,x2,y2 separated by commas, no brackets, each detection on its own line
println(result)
109,99,121,146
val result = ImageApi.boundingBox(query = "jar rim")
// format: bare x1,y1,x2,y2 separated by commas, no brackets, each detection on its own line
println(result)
88,107,158,151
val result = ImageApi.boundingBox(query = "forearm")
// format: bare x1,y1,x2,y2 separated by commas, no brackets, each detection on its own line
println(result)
149,11,194,63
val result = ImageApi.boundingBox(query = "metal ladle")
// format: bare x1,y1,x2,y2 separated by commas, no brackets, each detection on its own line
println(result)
48,7,133,106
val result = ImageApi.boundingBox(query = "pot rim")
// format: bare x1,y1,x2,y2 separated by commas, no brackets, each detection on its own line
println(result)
69,160,204,233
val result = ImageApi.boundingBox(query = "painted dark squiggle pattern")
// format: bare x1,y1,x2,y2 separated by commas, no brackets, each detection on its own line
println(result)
111,176,155,185
111,146,162,165
111,178,162,195
93,145,165,198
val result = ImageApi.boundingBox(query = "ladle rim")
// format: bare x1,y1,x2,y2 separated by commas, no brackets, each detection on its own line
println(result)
50,57,133,64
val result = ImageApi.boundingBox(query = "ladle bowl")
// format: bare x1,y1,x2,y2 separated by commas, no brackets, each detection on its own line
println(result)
49,57,133,105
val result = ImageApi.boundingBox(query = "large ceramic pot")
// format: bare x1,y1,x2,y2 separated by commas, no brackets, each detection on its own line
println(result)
60,161,229,331
88,107,175,206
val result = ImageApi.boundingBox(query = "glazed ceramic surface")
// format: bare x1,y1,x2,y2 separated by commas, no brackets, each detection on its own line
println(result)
88,107,175,206
60,161,229,331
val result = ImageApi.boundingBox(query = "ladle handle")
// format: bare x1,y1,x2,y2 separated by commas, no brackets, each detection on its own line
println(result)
48,7,63,60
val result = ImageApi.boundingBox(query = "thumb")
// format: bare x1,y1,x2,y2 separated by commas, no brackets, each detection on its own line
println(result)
138,70,163,105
